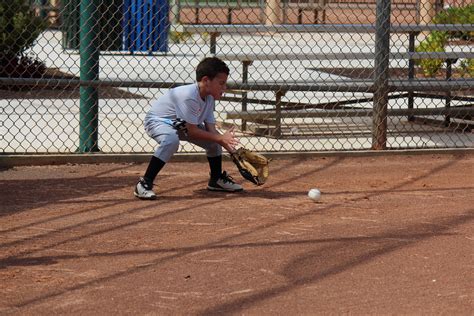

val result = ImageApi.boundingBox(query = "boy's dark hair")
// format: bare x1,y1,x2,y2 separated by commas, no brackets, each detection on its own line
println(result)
196,57,230,82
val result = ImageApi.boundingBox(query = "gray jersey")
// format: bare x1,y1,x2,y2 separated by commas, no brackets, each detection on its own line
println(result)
148,83,216,125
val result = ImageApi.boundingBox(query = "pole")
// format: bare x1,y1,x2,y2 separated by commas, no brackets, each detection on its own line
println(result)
265,0,282,25
79,0,100,152
444,58,453,126
407,32,416,122
371,0,391,150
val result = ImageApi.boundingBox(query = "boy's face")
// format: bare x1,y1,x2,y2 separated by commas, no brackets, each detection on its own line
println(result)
203,72,228,100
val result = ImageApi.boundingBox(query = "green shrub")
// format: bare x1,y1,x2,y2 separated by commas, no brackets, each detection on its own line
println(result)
0,0,48,77
416,31,448,77
169,24,192,44
415,4,473,77
459,59,474,78
432,4,474,40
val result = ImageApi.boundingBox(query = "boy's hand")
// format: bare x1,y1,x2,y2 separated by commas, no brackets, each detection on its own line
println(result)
221,126,239,152
187,123,239,152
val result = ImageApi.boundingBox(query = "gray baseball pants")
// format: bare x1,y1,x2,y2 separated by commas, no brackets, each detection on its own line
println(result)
144,119,222,163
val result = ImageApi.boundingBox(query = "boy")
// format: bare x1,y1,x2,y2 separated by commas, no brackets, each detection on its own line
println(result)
134,57,243,200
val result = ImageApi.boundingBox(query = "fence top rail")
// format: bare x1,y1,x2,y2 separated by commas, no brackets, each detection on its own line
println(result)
181,23,474,34
218,51,474,62
178,1,417,8
225,107,474,120
229,80,474,92
1,77,472,93
179,2,264,8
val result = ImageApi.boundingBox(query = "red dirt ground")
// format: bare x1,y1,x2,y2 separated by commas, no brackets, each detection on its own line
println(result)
0,153,473,315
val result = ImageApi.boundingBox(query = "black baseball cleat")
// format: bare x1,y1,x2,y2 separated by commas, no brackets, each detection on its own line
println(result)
207,171,243,192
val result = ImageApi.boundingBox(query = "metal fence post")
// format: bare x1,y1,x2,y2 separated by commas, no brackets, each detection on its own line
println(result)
241,61,251,132
372,0,392,150
407,32,416,122
444,58,454,126
79,0,100,152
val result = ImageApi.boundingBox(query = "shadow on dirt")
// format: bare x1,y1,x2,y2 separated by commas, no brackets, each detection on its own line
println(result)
0,174,138,217
197,210,474,315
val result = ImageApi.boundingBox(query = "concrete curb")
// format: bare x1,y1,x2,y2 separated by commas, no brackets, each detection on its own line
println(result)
1,148,473,167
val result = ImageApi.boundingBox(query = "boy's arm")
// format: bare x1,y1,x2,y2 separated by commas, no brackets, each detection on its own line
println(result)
204,122,219,134
186,123,238,153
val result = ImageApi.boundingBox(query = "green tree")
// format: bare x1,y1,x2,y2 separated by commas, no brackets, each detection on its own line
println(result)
0,0,48,76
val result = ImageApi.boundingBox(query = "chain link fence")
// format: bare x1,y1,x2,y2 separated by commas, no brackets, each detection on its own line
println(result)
1,0,473,155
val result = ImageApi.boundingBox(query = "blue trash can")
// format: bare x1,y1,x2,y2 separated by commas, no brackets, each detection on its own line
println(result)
123,0,169,53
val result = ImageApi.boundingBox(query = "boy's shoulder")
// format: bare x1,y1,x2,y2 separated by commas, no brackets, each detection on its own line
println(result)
175,83,196,90
171,83,199,98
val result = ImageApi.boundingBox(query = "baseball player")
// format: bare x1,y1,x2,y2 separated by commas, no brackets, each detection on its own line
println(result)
135,57,242,200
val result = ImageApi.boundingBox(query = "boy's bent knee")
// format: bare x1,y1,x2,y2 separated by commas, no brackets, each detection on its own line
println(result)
155,133,180,162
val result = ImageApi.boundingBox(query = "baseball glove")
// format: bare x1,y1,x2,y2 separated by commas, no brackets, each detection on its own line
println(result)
231,147,270,186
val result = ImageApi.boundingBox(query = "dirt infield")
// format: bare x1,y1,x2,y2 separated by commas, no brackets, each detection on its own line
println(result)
1,153,473,315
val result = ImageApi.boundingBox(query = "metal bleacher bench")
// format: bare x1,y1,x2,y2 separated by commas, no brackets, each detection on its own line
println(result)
220,51,473,136
177,23,473,54
176,23,474,137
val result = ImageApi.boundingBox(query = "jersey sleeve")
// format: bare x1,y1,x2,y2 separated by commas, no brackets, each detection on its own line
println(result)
203,100,216,124
175,98,201,125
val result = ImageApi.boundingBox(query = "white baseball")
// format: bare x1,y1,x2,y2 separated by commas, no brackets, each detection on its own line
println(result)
308,188,321,201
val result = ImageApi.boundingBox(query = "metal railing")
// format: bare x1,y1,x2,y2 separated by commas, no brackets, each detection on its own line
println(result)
176,0,423,24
